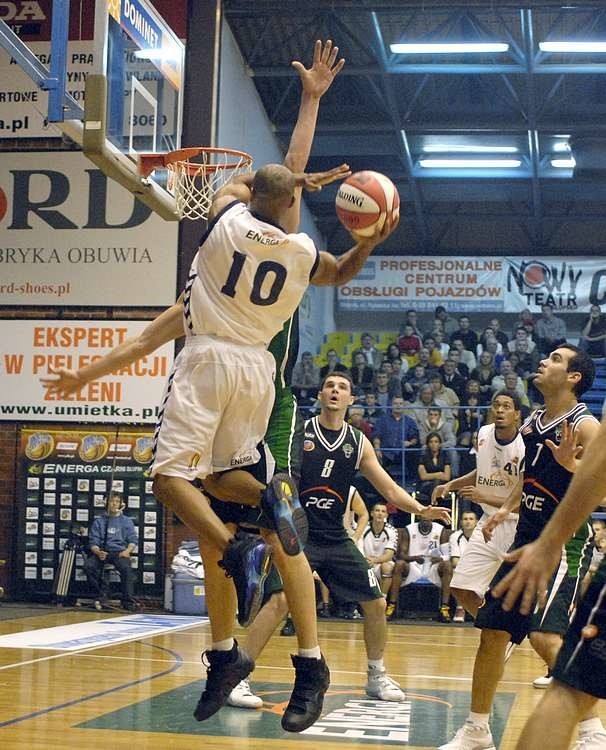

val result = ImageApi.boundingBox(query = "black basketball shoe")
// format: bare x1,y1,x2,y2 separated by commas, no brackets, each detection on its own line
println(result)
219,531,272,627
193,641,255,721
281,654,330,732
261,473,308,556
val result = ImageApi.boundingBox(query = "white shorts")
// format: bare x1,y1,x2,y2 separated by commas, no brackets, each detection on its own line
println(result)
372,560,395,580
402,560,442,587
451,514,518,597
150,336,275,480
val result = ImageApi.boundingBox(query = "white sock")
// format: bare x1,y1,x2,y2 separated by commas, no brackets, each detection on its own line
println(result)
212,638,234,651
579,718,605,735
468,712,490,727
298,646,321,659
368,658,385,672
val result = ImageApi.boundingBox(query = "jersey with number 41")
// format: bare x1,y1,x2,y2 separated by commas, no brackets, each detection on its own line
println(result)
184,200,319,347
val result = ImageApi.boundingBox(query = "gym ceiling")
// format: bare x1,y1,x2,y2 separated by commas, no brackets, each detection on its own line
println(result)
223,0,606,257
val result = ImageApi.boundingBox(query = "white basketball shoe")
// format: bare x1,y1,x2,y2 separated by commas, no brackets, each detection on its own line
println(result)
572,730,606,749
226,679,263,709
365,670,406,701
438,720,496,750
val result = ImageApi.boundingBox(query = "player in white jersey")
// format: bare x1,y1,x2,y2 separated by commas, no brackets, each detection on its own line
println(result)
432,389,524,618
361,501,399,594
449,510,479,621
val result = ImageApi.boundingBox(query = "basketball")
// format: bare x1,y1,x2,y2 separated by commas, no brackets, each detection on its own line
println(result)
335,170,400,237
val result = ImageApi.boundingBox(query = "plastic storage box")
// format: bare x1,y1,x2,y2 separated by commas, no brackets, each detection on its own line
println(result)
171,574,207,615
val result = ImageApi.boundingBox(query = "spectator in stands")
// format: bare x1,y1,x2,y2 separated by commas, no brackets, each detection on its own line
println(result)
408,383,437,426
356,332,384,370
398,324,422,365
291,351,320,406
372,396,419,484
415,347,440,379
402,364,428,403
579,304,606,358
361,501,399,597
431,328,451,360
384,342,405,368
503,371,530,413
363,391,381,424
422,334,445,367
350,351,375,394
380,360,405,394
417,410,458,478
488,317,509,349
428,372,460,424
490,358,519,393
483,334,505,370
449,510,479,621
470,350,497,405
450,315,478,351
434,305,458,338
440,358,468,401
457,393,484,448
348,404,373,439
403,309,423,340
507,326,536,353
450,338,476,373
509,337,540,381
514,307,536,338
320,348,349,380
372,369,402,408
390,356,408,379
389,517,453,622
476,330,504,359
534,303,567,354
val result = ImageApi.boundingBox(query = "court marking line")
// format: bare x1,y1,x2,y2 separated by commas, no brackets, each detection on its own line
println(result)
0,643,184,729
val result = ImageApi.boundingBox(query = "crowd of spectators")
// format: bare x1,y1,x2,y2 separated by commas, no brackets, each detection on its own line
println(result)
292,303,592,496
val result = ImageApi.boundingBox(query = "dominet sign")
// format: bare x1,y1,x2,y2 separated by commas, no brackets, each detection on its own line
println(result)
0,151,177,306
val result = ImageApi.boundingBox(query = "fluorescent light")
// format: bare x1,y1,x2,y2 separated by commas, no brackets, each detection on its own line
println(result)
134,49,178,62
390,42,509,54
552,142,570,153
423,144,519,154
539,41,606,52
551,158,576,168
419,159,521,169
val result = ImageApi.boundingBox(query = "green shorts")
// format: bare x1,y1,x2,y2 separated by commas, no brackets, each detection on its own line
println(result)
304,537,383,604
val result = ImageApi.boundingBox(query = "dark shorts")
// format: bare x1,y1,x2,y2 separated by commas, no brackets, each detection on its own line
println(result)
475,554,576,644
552,559,606,699
304,537,383,604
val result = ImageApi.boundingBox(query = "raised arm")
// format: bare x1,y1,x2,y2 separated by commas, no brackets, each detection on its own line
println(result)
41,301,185,399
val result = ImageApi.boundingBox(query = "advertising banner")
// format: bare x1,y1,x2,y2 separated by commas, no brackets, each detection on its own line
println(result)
17,426,164,600
0,152,178,305
0,320,174,423
337,256,606,313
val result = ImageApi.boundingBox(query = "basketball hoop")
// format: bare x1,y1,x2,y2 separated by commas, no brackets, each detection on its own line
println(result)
139,147,253,221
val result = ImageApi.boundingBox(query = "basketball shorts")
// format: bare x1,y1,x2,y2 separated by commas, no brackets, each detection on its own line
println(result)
451,515,517,597
305,538,383,604
402,560,442,588
265,386,300,475
475,550,573,644
150,336,275,480
552,558,606,699
372,559,395,581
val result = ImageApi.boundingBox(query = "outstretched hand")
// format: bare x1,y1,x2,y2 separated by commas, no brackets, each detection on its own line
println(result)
419,506,451,525
431,483,449,505
301,164,351,191
545,420,582,472
491,540,561,614
40,368,84,399
292,39,345,99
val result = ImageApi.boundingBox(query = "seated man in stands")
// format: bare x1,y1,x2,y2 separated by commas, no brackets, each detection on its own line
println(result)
85,491,138,611
387,517,452,622
361,501,399,599
449,510,478,622
291,351,320,406
372,396,419,485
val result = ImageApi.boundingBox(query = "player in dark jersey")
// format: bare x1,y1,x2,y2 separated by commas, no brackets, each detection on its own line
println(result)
439,344,601,750
491,415,606,750
226,372,451,702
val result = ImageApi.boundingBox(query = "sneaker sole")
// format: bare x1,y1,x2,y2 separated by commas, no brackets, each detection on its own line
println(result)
365,689,406,702
237,545,273,628
267,474,308,556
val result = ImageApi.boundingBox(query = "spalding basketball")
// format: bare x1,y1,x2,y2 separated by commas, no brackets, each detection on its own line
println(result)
335,170,400,237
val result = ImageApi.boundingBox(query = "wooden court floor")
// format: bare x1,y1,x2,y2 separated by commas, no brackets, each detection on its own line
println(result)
0,604,602,749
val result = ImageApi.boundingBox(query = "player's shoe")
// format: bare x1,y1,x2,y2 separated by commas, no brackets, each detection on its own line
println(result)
365,670,406,701
385,601,397,619
281,654,330,732
438,721,496,750
572,730,606,749
280,617,295,636
532,672,553,689
438,603,452,622
219,532,272,627
261,473,308,556
504,641,517,662
194,641,254,721
226,679,263,709
453,606,466,622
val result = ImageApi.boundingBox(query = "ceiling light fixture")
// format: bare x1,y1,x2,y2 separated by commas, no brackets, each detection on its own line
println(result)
539,41,606,52
422,144,519,153
419,158,522,168
390,42,509,54
551,158,576,168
